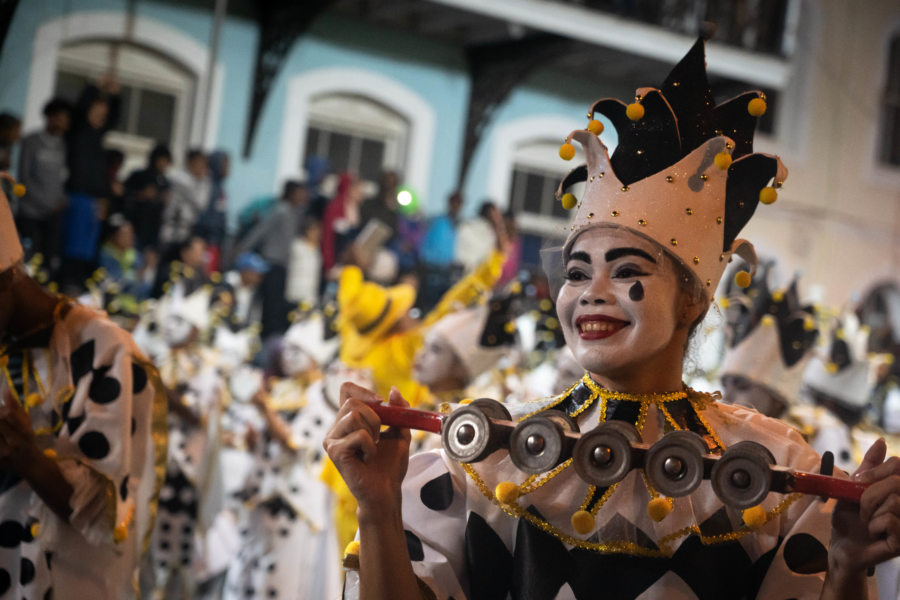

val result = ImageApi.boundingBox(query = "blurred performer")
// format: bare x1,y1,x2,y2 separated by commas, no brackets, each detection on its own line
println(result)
0,184,165,599
225,313,343,600
719,275,819,421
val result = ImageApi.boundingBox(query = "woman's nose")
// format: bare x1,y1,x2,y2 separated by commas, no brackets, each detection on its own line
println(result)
579,278,612,305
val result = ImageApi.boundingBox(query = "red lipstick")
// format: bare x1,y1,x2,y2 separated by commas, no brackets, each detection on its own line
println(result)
575,314,629,340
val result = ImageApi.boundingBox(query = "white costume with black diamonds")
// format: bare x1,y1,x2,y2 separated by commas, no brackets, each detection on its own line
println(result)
0,303,163,600
224,376,341,600
347,378,869,599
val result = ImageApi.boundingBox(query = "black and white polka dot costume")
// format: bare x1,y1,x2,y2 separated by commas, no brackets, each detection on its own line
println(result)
345,379,874,599
0,303,164,600
224,377,341,600
152,350,226,593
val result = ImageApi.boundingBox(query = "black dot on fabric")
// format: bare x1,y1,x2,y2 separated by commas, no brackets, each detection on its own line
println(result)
420,472,454,511
245,588,254,597
161,522,170,532
160,541,170,551
0,568,9,595
120,476,129,501
44,552,52,570
20,557,35,585
44,586,53,600
159,560,168,568
783,533,828,574
840,449,851,462
23,519,37,543
240,529,248,537
88,368,121,404
290,486,300,494
267,563,276,572
132,363,148,394
181,557,190,566
0,521,25,547
182,525,192,535
279,528,289,538
314,417,322,426
70,341,95,382
268,589,277,598
405,530,424,561
181,543,191,552
78,431,111,460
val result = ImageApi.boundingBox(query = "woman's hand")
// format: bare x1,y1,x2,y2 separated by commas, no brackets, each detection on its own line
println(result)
826,438,900,597
323,383,411,517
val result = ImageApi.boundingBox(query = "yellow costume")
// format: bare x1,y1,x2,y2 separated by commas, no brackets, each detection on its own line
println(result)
323,250,505,552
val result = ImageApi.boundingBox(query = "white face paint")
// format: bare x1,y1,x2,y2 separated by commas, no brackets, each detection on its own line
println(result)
280,341,315,377
556,227,685,381
721,375,786,418
324,362,374,404
413,330,468,390
163,315,195,347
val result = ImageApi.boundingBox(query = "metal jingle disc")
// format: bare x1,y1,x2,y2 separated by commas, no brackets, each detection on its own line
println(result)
572,424,633,487
710,449,773,509
599,419,642,444
542,409,580,434
724,441,776,466
509,416,565,474
645,430,707,498
441,406,495,463
468,398,512,421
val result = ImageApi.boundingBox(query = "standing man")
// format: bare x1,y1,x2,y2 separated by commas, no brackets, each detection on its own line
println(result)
17,98,72,274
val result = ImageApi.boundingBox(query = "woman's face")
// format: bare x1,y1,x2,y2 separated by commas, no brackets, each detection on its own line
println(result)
413,330,468,391
556,227,689,382
280,341,315,377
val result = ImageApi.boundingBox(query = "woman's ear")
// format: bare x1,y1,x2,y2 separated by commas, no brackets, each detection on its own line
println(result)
676,289,708,329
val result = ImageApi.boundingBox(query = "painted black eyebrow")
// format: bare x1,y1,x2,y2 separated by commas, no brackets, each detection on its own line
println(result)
604,247,657,264
567,251,591,264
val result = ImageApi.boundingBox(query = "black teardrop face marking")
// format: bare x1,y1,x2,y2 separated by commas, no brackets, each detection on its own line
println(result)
629,282,644,302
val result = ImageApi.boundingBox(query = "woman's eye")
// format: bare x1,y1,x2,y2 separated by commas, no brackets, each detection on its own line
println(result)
564,269,587,281
613,266,648,279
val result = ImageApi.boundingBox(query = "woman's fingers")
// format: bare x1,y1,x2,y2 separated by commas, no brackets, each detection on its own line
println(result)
324,428,378,465
858,458,900,523
330,398,382,441
339,382,381,408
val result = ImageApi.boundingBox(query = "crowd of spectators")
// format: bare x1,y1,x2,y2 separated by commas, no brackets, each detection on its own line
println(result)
4,75,522,342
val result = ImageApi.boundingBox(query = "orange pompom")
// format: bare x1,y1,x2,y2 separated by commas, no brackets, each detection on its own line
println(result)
625,103,645,121
570,510,595,534
747,97,767,117
587,119,604,135
559,143,576,161
734,270,752,288
561,193,577,210
714,152,732,170
759,187,777,205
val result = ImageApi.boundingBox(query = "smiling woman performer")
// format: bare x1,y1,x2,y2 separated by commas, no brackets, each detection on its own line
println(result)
324,38,900,599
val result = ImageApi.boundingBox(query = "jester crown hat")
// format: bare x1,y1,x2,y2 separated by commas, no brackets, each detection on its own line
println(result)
556,37,785,298
720,266,819,404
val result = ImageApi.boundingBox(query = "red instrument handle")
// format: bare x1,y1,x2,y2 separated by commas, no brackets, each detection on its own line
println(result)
790,471,869,503
370,403,445,434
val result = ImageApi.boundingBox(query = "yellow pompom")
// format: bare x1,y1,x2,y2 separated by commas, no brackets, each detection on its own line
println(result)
826,362,839,374
504,321,517,334
759,187,777,205
742,505,767,530
43,448,57,459
625,102,645,121
210,271,222,284
714,152,733,170
885,354,896,365
324,304,336,317
647,497,673,522
561,193,577,210
459,398,473,405
113,524,129,543
559,143,576,161
545,317,559,330
587,119,604,135
571,509,595,534
803,317,816,331
760,314,775,327
12,183,26,198
30,522,40,538
25,393,43,408
734,270,752,288
771,290,784,303
747,97,767,117
510,281,522,294
718,297,731,309
539,299,553,312
835,328,845,341
343,540,361,557
495,481,520,504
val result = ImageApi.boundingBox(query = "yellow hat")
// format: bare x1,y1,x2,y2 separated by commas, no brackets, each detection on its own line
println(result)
337,266,416,358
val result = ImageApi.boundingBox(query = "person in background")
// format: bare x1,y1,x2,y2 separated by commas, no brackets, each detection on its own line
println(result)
124,143,172,253
224,251,268,328
321,173,363,276
0,112,22,172
103,148,126,220
234,180,308,337
63,74,121,291
161,148,210,250
286,218,322,306
98,213,154,300
303,155,331,221
199,150,230,272
455,200,499,273
360,170,399,241
16,98,72,272
498,209,522,287
418,191,463,310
